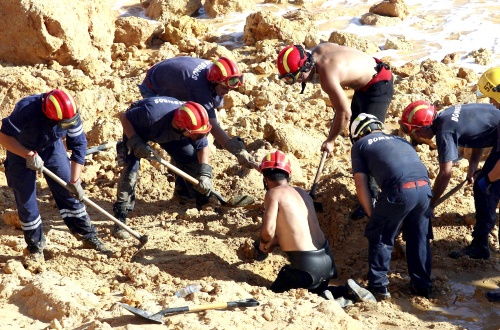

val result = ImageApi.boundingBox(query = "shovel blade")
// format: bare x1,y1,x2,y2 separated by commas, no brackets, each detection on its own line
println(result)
119,303,164,324
227,195,255,207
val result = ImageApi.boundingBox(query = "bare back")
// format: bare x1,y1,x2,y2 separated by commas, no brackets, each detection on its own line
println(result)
263,185,326,252
312,43,378,90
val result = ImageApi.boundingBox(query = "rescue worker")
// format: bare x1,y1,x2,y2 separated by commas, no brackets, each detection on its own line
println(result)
138,56,258,170
0,89,110,266
112,97,213,239
399,94,500,260
474,67,500,302
351,113,433,299
254,150,376,306
276,43,394,220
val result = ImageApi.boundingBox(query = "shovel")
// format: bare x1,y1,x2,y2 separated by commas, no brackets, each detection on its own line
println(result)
309,151,327,212
41,167,148,247
85,141,116,156
119,298,260,324
148,150,255,208
433,170,480,208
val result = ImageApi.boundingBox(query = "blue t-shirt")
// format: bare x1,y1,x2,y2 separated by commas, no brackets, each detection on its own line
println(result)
0,94,87,164
147,57,224,119
125,96,208,150
351,132,429,190
434,103,500,163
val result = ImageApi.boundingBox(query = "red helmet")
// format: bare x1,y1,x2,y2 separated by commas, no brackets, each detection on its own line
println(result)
259,150,291,175
277,45,310,84
399,100,436,134
207,57,242,88
173,102,212,138
42,89,77,121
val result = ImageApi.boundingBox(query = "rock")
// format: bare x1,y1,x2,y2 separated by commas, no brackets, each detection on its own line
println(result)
2,211,22,229
115,16,157,49
204,0,255,18
0,0,114,65
145,0,203,22
328,31,380,55
369,0,409,19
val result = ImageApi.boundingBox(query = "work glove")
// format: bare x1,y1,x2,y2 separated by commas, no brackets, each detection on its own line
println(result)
195,163,213,196
26,152,44,173
225,136,259,170
67,179,85,201
126,135,152,159
477,176,493,195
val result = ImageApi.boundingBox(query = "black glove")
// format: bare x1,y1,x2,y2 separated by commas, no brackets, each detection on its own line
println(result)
26,152,44,173
67,179,85,201
253,238,269,261
195,163,213,196
225,136,245,154
126,135,152,159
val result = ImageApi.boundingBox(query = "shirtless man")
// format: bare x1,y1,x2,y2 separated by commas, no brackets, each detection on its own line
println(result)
255,150,376,305
277,43,394,219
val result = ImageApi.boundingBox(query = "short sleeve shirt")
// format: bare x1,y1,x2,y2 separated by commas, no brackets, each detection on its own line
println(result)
125,96,208,150
148,57,223,119
0,94,87,164
434,103,500,163
351,132,429,190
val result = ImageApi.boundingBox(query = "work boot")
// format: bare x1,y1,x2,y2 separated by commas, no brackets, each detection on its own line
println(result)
347,279,377,303
112,218,130,240
410,283,434,299
367,285,391,301
334,296,354,308
486,289,500,302
449,244,490,260
82,236,112,254
320,289,334,301
22,235,46,270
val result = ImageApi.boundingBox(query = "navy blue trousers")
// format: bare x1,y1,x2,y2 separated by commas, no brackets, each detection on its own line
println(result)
5,139,96,249
113,135,200,215
472,149,500,250
365,183,432,289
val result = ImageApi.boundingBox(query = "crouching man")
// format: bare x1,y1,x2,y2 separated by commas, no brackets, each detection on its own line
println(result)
254,150,375,305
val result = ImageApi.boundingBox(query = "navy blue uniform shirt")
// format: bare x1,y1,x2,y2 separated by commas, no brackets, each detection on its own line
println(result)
434,103,500,163
125,96,208,150
0,94,87,164
147,57,223,119
351,132,429,190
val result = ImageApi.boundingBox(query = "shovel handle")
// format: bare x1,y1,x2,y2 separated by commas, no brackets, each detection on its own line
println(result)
41,167,148,245
159,298,259,316
148,150,228,205
310,151,328,198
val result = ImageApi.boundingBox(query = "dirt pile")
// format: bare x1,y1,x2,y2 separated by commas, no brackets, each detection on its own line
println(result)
0,1,499,329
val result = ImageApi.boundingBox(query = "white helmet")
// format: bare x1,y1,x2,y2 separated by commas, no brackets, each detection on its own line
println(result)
350,113,384,141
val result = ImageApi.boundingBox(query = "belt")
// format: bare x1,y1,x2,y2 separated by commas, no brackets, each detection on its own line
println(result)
401,180,429,189
144,66,155,90
358,58,392,92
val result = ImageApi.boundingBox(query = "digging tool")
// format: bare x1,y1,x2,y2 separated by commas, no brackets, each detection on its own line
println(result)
41,167,148,247
309,151,328,212
85,141,115,156
433,170,480,208
120,298,259,324
148,150,255,208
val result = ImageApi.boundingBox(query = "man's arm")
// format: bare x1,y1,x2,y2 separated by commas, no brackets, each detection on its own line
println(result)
467,148,484,183
260,191,279,252
119,112,138,139
317,67,352,154
196,146,210,164
0,131,31,158
354,173,373,217
209,118,230,148
430,161,453,207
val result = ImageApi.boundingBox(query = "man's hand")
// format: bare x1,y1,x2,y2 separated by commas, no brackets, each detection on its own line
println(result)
321,140,335,155
195,163,213,196
67,179,85,201
235,150,260,170
477,176,493,195
226,136,259,170
26,152,44,173
126,135,152,159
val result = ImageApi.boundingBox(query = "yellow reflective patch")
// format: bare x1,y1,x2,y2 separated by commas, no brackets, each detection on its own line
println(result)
48,95,63,120
408,104,429,123
282,48,294,73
